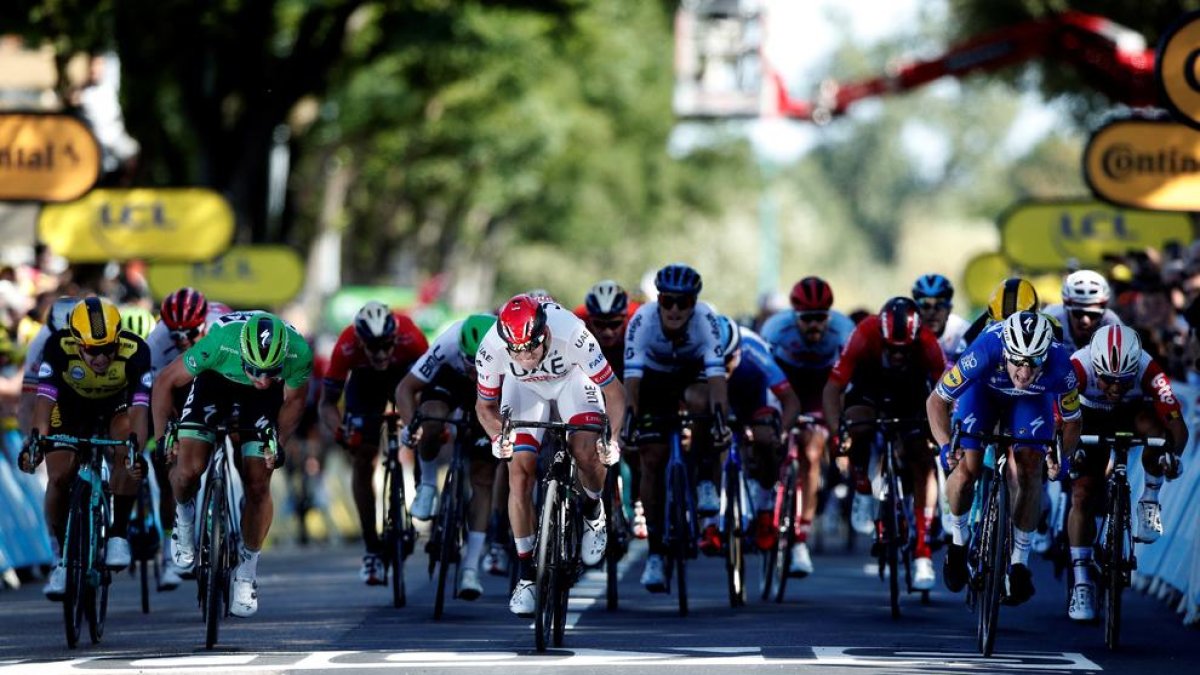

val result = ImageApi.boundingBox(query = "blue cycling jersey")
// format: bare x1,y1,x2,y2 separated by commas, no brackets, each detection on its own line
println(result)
759,309,855,370
730,328,789,393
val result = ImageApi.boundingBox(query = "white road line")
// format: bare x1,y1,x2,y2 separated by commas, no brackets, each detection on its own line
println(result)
811,647,1102,671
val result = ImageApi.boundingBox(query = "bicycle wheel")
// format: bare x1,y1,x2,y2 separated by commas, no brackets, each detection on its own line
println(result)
885,460,902,619
723,469,745,608
1104,479,1129,650
771,462,799,603
552,494,574,648
383,459,408,609
668,463,690,617
135,492,151,614
433,466,460,619
88,502,110,643
978,476,1008,657
203,478,226,650
604,467,622,611
62,482,89,649
534,478,561,652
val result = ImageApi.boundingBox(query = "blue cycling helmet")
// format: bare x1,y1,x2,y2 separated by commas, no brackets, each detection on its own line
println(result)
716,315,741,358
912,274,953,300
655,263,702,295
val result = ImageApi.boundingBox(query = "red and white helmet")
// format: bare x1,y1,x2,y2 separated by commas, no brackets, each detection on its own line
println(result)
879,297,920,347
161,287,208,330
498,294,548,352
1089,325,1141,378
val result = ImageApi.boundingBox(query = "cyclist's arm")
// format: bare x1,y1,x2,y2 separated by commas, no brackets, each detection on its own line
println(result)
151,356,193,440
1166,417,1188,453
706,374,728,417
822,378,846,438
32,393,53,438
128,404,149,450
926,392,953,448
476,395,503,440
624,376,641,417
394,371,424,426
777,385,802,431
1060,415,1080,458
317,378,344,435
277,380,310,448
599,377,626,441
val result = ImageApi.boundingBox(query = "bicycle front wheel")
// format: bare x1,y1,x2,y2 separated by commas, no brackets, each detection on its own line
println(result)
384,461,408,609
885,462,902,620
202,478,226,650
534,478,561,652
978,476,1008,657
1104,479,1129,650
552,496,574,648
724,470,745,608
88,502,110,643
433,467,460,620
668,463,690,617
62,482,89,649
771,462,799,603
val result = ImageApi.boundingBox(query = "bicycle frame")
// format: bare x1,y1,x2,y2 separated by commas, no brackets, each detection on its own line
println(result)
380,412,413,609
718,427,753,608
764,416,818,603
415,412,475,620
662,416,699,617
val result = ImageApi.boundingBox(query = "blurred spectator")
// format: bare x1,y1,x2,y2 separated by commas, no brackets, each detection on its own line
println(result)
1134,282,1191,379
752,290,788,332
68,52,140,184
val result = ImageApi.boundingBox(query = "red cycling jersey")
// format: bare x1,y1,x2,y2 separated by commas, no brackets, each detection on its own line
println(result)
324,312,429,386
828,315,947,387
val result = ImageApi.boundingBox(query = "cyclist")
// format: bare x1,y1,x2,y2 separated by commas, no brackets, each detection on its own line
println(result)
1043,270,1122,351
476,295,625,617
18,296,80,432
624,264,728,592
144,287,232,589
1064,325,1187,621
22,299,151,599
928,311,1081,605
319,301,427,585
961,277,1041,346
912,274,969,362
152,311,313,618
395,313,497,600
760,277,855,571
118,306,157,340
716,316,806,571
823,297,946,590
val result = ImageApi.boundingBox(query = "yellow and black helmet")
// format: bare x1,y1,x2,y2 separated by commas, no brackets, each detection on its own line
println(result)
986,278,1039,322
68,297,122,348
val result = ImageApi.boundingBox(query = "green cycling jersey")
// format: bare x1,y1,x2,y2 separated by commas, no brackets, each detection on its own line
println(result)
182,311,313,389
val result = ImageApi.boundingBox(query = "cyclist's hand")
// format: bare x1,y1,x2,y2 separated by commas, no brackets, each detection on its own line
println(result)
1161,451,1182,480
1044,449,1061,482
1068,447,1087,481
597,438,620,466
17,435,42,474
491,433,514,460
711,417,732,449
620,408,638,446
938,443,961,473
400,424,419,449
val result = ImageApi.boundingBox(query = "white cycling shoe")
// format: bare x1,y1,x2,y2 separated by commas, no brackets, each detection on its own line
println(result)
43,564,66,601
105,537,131,570
458,567,483,601
788,542,814,578
1068,582,1097,622
230,575,259,618
509,579,535,616
696,481,720,516
913,557,936,591
1136,500,1163,544
641,554,667,593
171,525,196,571
581,505,607,567
850,493,876,536
411,484,438,521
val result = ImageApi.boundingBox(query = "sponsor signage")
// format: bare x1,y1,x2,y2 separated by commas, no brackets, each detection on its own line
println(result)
146,245,304,308
0,113,101,202
38,188,234,261
1083,117,1200,211
1157,10,1200,129
963,252,1062,307
999,199,1194,269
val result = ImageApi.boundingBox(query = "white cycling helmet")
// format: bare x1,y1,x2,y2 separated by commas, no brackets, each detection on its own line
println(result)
584,280,629,316
1062,270,1110,306
353,301,397,350
1089,324,1141,378
1002,311,1054,361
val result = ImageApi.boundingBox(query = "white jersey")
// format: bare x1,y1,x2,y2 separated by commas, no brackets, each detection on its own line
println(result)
146,303,232,377
411,319,471,382
624,301,725,380
1069,345,1180,414
475,303,615,401
1043,303,1123,351
938,313,970,362
21,297,80,386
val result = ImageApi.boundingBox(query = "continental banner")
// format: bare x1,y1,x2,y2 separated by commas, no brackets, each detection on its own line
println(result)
1157,10,1200,130
38,188,234,262
999,200,1194,269
146,245,304,308
1083,117,1200,211
963,252,1062,308
0,113,101,202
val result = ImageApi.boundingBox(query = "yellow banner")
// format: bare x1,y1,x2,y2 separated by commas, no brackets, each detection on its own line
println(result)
146,245,304,308
1157,10,1200,129
963,252,1062,307
38,188,234,262
1084,118,1200,211
0,113,100,202
999,200,1193,269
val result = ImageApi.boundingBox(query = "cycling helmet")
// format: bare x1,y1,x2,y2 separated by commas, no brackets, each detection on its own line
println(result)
160,287,208,331
1062,270,1110,306
1090,325,1141,378
459,314,497,360
986,278,1039,321
912,274,953,300
1001,311,1054,361
69,297,122,348
584,280,629,317
879,297,920,347
716,315,741,357
789,277,833,311
654,264,702,295
497,294,548,352
240,312,289,376
46,296,79,332
353,301,397,351
118,306,156,340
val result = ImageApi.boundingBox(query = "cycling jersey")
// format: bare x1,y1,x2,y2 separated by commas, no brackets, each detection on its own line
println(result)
21,296,80,392
727,327,792,422
476,302,614,400
182,311,312,389
1042,304,1122,351
759,309,855,371
409,318,472,384
323,311,428,390
1069,347,1182,420
146,302,232,377
624,301,725,380
828,316,946,388
37,329,152,407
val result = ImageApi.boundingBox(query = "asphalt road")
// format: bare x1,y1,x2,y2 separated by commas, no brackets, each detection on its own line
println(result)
0,532,1195,675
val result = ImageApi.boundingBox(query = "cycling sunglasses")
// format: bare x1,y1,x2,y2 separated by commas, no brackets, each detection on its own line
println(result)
1068,307,1105,319
169,326,202,344
797,311,829,323
244,363,283,379
658,294,696,310
1099,373,1136,387
916,299,951,311
362,337,393,354
506,336,546,354
81,342,118,358
590,317,625,330
1005,353,1045,369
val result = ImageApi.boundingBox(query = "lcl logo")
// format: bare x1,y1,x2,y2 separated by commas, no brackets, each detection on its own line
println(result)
1057,211,1132,241
95,202,177,231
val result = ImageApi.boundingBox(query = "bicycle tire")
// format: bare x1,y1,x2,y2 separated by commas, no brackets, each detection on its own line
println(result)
668,463,690,617
433,466,460,620
62,482,88,649
553,494,574,648
89,524,109,643
534,478,561,652
885,455,902,619
724,470,745,608
604,468,621,611
1105,479,1128,650
204,477,226,650
386,460,408,609
772,462,799,603
136,491,151,614
979,474,1008,657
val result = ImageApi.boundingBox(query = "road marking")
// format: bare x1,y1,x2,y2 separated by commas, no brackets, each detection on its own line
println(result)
811,647,1102,671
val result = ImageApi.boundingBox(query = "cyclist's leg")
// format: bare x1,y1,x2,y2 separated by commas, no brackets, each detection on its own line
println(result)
105,406,141,563
413,397,452,520
841,393,878,535
502,378,548,593
634,369,683,582
1004,395,1056,603
562,372,608,566
1067,408,1106,619
1133,405,1171,541
343,370,389,541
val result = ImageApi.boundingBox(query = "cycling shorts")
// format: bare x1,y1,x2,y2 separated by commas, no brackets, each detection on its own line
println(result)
179,371,284,441
635,366,705,441
952,385,1055,452
501,367,605,454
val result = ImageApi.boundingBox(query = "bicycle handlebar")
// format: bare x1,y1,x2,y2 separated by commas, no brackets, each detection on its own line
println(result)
1079,434,1167,448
